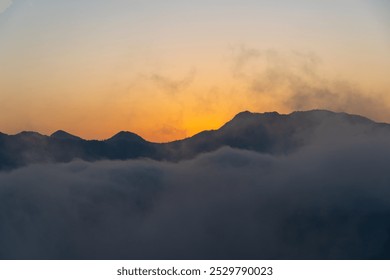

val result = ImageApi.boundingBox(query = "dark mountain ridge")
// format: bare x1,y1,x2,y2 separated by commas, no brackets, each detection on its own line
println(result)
1,109,389,170
51,130,82,141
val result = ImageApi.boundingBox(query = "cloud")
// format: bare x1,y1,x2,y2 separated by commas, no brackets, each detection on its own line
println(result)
155,124,187,141
150,69,196,96
0,0,13,14
231,47,390,121
1,126,390,259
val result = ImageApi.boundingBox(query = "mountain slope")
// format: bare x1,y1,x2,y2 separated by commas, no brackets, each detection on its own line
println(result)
0,110,389,170
159,109,388,160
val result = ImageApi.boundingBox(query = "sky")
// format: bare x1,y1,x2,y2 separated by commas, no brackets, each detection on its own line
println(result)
0,0,389,142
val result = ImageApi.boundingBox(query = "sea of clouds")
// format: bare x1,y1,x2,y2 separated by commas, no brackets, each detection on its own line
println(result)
1,130,390,259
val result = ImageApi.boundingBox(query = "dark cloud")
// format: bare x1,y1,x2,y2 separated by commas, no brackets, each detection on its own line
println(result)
1,124,390,259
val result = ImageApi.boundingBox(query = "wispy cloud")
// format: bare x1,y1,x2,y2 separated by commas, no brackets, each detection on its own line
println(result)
149,69,196,96
230,46,390,122
0,0,13,14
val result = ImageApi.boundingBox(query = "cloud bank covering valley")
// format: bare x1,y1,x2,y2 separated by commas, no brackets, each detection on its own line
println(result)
1,124,390,259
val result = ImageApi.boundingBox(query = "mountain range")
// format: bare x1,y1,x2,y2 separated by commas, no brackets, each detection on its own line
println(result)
2,109,390,260
1,109,389,170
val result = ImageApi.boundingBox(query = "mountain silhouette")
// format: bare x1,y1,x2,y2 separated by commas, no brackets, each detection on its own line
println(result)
51,130,82,141
0,110,389,170
107,131,146,142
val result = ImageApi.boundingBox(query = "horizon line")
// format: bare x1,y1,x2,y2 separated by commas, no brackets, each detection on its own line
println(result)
0,109,381,143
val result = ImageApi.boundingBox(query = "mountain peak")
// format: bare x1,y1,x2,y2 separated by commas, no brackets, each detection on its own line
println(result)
233,110,254,119
16,131,45,138
233,110,280,119
107,131,145,142
51,130,82,140
225,111,281,129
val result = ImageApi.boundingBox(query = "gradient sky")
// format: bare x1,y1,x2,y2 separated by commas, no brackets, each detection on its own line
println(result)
1,0,389,142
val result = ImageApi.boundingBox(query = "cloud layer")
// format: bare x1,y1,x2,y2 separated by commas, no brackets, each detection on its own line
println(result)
1,128,390,259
